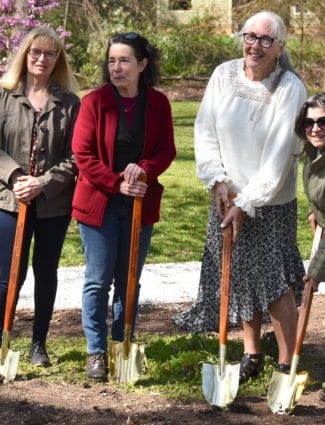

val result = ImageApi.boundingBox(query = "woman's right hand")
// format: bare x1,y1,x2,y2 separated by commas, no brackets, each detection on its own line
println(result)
119,179,147,197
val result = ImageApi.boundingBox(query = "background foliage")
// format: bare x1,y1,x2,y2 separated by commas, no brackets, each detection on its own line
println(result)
1,1,323,90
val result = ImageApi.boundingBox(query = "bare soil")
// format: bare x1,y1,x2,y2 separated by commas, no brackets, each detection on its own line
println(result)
1,296,324,425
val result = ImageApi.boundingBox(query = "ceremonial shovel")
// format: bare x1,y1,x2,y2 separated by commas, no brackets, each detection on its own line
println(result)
109,175,147,384
267,225,323,414
0,202,28,383
202,200,240,407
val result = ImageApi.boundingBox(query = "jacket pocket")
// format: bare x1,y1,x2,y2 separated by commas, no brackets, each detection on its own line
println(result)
142,181,164,225
72,175,105,214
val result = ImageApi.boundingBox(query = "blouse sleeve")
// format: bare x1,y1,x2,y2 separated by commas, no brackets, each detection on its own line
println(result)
194,67,232,191
234,74,307,216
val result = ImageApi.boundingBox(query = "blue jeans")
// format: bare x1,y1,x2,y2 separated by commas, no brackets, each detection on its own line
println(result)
79,195,153,354
0,205,70,340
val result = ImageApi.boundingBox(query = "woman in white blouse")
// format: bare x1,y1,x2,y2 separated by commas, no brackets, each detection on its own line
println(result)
174,11,307,383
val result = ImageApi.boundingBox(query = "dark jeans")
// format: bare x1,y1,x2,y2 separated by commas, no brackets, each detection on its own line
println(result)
0,204,70,342
79,195,153,353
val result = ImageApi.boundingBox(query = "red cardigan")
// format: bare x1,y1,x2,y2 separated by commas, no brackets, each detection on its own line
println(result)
71,84,176,227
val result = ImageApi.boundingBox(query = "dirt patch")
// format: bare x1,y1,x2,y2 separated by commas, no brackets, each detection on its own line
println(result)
1,296,324,425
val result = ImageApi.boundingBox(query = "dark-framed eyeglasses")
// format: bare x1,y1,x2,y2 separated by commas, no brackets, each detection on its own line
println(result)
28,48,59,60
302,116,325,131
243,33,276,49
110,32,140,44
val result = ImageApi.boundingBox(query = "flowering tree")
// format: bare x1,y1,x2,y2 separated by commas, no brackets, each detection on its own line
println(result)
0,0,70,74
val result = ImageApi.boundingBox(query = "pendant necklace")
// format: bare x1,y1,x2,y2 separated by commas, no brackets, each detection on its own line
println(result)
121,96,137,113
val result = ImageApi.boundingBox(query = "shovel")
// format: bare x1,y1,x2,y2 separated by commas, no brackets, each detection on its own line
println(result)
267,225,323,414
202,198,240,407
0,202,29,383
109,175,147,384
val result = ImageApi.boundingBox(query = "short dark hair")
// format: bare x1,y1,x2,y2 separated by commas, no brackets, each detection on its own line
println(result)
102,33,160,87
295,92,325,141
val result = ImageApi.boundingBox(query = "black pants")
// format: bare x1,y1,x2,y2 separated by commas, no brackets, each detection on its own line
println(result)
0,204,70,342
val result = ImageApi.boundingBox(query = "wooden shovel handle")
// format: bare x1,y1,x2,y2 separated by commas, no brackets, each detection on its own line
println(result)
293,226,323,356
3,202,28,331
219,193,236,345
124,174,146,327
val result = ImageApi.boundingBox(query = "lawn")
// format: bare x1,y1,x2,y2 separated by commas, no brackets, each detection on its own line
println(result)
60,100,312,267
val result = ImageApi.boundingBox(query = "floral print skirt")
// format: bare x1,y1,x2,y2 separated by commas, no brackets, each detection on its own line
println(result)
173,199,305,333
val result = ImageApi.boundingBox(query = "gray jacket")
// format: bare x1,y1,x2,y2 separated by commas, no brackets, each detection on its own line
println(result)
0,85,80,218
303,144,325,282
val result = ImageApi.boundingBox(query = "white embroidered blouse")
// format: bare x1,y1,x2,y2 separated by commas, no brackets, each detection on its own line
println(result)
194,58,307,217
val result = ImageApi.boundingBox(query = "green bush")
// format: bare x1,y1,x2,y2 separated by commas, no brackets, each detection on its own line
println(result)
287,36,324,90
157,30,241,77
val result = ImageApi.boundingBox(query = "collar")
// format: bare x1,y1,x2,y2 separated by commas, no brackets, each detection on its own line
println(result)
99,83,161,110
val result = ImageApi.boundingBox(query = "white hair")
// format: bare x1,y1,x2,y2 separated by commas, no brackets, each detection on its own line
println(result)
239,11,286,42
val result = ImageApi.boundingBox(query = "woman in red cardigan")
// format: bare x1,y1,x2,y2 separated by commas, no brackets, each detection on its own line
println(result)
71,33,176,380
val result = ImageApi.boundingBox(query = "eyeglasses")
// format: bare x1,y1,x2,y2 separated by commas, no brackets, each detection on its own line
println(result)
243,33,276,49
28,48,59,60
302,116,325,131
110,32,140,44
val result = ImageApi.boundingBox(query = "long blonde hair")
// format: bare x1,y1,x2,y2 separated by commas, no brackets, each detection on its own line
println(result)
0,26,79,93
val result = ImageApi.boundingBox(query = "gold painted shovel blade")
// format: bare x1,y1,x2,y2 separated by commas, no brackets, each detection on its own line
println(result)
267,370,308,414
0,331,20,384
202,361,240,407
109,340,147,384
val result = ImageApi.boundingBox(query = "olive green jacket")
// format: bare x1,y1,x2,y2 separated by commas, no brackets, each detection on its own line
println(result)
303,144,325,282
0,85,80,218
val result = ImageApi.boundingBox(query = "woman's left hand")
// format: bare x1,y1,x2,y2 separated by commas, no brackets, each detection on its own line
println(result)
123,163,146,184
13,175,42,204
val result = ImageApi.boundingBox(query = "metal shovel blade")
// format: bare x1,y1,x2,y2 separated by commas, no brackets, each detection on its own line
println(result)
109,340,147,384
267,369,308,414
0,331,20,384
202,361,240,407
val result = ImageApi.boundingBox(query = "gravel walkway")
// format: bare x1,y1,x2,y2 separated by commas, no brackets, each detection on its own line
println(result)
16,260,324,310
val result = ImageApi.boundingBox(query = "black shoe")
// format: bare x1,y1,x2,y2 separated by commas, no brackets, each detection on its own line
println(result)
277,363,291,374
86,353,108,380
30,341,51,367
239,353,264,384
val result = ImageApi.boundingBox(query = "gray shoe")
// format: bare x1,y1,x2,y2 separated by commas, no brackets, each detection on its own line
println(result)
30,341,51,367
86,353,108,380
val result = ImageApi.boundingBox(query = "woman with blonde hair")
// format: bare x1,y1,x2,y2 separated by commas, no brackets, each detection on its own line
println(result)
0,26,80,366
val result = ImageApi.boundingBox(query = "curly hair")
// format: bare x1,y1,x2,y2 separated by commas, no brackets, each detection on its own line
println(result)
295,92,325,141
102,33,160,87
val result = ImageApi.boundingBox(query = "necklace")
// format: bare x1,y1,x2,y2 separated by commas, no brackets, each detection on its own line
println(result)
121,96,137,113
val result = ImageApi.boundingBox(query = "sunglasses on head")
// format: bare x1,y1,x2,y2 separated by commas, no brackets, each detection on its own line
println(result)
302,116,325,131
110,32,140,44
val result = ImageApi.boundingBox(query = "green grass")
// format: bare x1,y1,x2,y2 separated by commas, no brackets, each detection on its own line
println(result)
11,329,321,399
59,100,312,266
